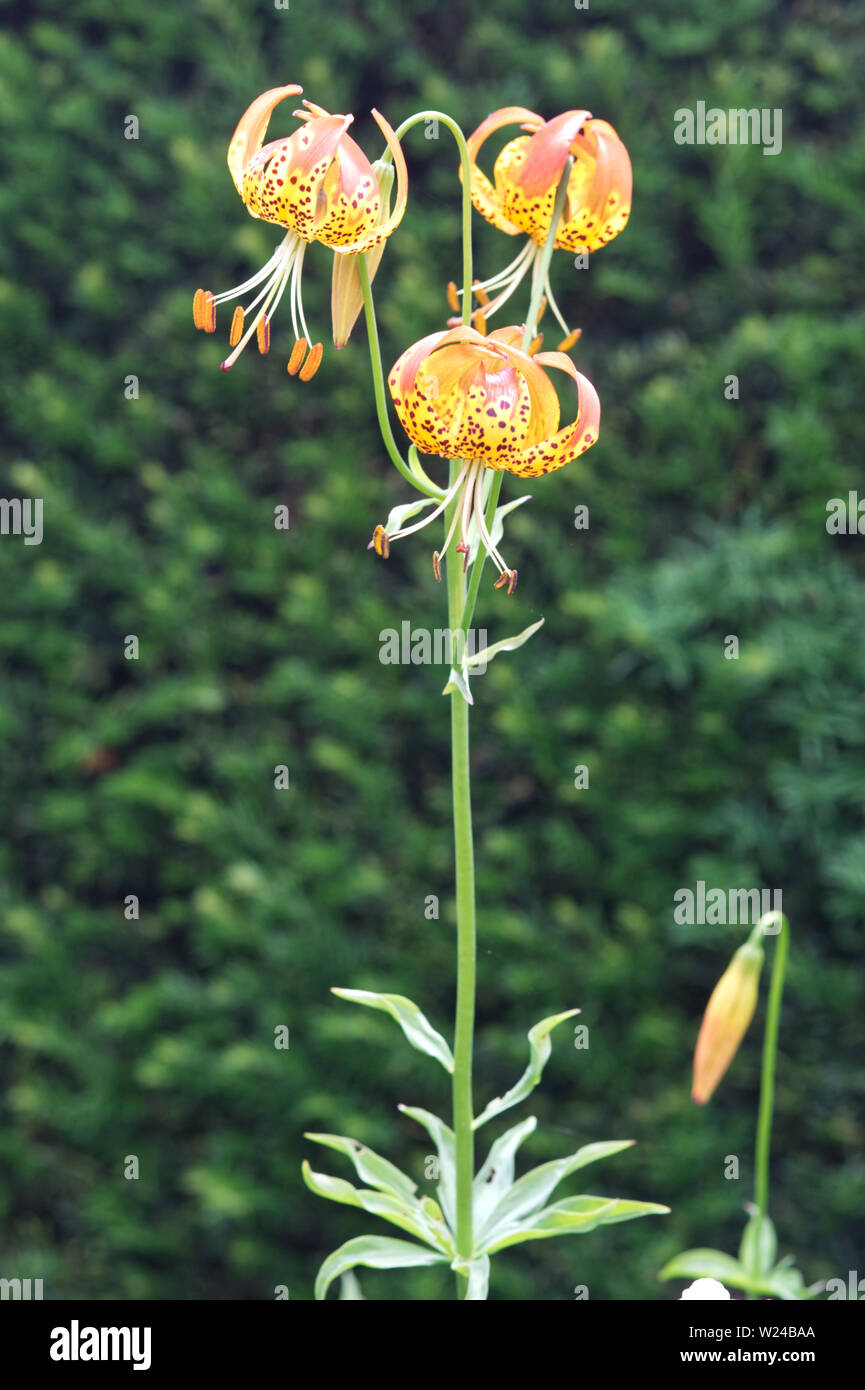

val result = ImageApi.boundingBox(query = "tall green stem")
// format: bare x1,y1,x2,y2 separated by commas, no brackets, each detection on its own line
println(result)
754,914,789,1219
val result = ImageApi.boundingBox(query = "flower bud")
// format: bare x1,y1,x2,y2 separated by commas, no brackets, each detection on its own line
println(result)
692,936,764,1104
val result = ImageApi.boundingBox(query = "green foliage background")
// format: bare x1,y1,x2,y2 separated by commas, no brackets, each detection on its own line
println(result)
1,0,863,1300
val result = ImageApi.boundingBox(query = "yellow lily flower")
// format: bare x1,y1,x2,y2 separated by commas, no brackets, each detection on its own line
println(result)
454,106,632,346
370,324,600,592
193,85,407,378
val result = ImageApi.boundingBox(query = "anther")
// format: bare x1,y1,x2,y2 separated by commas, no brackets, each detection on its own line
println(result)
299,342,323,381
432,551,442,582
472,281,490,307
256,315,271,354
229,306,244,347
528,333,544,355
287,338,308,375
193,288,216,333
536,295,547,325
473,311,487,337
557,329,582,352
446,281,461,314
368,524,390,558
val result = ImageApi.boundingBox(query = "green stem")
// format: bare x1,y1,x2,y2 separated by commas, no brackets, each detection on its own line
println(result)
357,255,441,498
754,914,789,1219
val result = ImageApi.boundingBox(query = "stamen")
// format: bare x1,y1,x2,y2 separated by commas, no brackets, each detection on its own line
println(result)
432,551,442,582
385,463,471,546
543,275,571,337
368,524,390,558
528,334,544,355
471,240,535,295
287,339,308,375
229,306,244,347
447,281,460,314
192,289,216,333
472,281,490,307
256,315,271,354
299,342,323,381
473,311,487,337
557,328,582,352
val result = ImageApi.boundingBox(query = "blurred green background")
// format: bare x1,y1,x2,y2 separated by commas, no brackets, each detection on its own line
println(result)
1,0,863,1300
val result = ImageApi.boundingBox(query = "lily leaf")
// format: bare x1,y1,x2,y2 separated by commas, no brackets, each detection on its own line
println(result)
480,1194,669,1254
331,988,454,1073
382,496,438,537
398,1105,457,1231
474,1009,580,1129
739,1207,777,1278
315,1235,448,1301
442,661,473,705
302,1161,453,1254
338,1272,366,1300
477,1139,636,1245
660,1248,762,1292
304,1132,418,1202
473,1116,538,1231
466,618,545,670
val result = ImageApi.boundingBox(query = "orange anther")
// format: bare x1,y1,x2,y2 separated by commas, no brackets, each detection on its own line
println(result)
287,338,308,375
256,315,271,354
528,333,544,355
193,288,216,332
473,311,487,337
557,329,582,352
229,306,244,347
536,295,547,324
299,342,323,381
368,524,390,558
472,281,490,307
446,281,460,314
432,551,442,582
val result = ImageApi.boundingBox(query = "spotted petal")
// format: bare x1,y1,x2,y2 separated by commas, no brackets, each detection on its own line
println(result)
227,84,303,197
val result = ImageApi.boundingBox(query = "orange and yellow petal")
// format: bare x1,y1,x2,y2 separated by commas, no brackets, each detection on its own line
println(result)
315,133,380,247
503,368,600,477
463,105,543,235
557,118,632,252
227,84,303,197
243,114,353,231
331,109,408,255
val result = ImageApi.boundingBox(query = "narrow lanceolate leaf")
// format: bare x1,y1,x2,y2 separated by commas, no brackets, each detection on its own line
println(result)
477,1139,636,1245
303,1132,418,1202
331,989,455,1073
315,1235,448,1301
466,618,546,670
659,1249,755,1289
473,1116,538,1232
480,1194,669,1255
473,1009,580,1129
302,1162,453,1255
338,1272,366,1300
399,1105,457,1232
382,497,438,537
738,1209,777,1278
442,662,473,705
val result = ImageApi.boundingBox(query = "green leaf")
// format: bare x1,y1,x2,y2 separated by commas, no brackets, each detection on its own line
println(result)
481,1194,669,1254
442,662,473,705
739,1208,777,1277
314,1235,448,1301
302,1161,453,1254
304,1132,418,1202
473,1009,580,1129
473,1116,538,1231
398,1105,457,1231
466,618,545,671
338,1272,366,1300
478,1139,636,1245
331,989,454,1073
382,496,438,537
659,1248,756,1289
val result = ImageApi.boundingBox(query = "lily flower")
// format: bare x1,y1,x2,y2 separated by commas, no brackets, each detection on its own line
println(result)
692,935,764,1104
370,324,600,592
453,107,631,346
193,85,407,379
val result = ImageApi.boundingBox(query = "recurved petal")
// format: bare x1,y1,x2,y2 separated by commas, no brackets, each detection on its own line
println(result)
461,106,542,235
557,117,632,252
389,331,451,400
332,109,408,255
316,133,380,247
243,114,353,231
518,109,592,198
227,84,303,196
504,368,600,477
